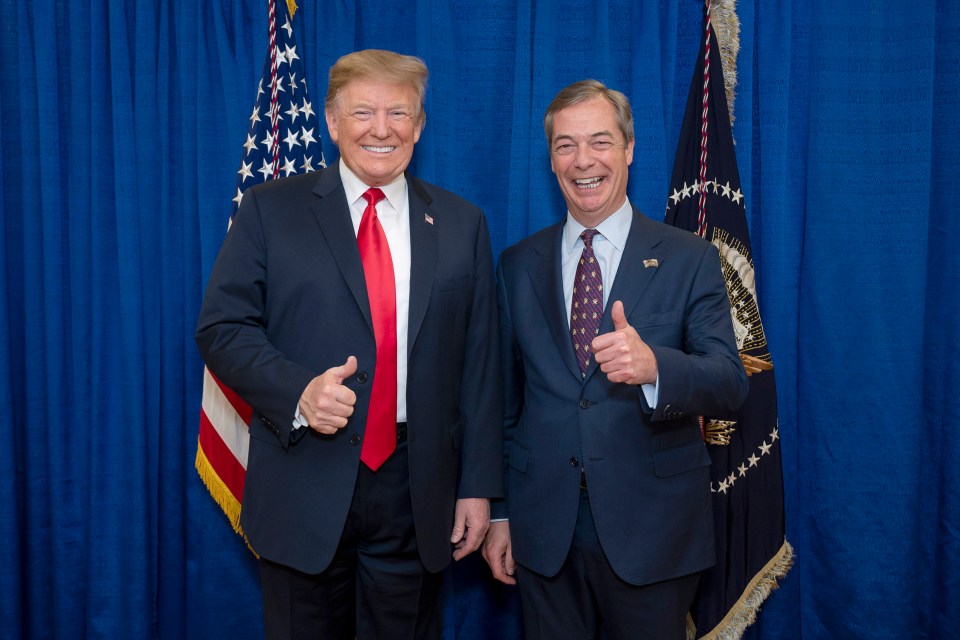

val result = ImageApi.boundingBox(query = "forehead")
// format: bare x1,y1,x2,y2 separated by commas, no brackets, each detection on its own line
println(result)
552,97,618,139
337,78,417,106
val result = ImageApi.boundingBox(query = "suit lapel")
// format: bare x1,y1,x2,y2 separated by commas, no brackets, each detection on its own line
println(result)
406,175,438,354
527,223,583,382
310,164,374,335
584,207,663,381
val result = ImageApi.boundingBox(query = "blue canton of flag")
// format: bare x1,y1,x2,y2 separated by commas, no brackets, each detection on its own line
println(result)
232,2,324,217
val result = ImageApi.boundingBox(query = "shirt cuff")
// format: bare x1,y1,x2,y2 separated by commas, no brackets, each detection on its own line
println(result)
641,373,659,408
293,403,307,430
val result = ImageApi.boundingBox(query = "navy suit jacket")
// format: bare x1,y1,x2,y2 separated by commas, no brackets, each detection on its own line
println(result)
196,164,503,574
494,207,747,585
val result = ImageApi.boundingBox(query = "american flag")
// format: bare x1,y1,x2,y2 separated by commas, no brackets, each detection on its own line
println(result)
663,2,793,637
195,0,323,534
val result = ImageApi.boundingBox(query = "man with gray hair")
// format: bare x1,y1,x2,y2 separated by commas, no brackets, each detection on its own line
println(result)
197,49,502,639
483,79,747,639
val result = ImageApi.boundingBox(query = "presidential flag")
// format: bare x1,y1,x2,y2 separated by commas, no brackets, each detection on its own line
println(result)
663,2,793,637
195,0,323,535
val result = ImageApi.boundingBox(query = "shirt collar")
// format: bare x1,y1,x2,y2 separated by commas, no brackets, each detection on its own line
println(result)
562,197,633,256
338,160,407,213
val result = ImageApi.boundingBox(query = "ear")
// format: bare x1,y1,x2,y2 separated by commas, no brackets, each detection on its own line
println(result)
624,139,635,166
325,108,340,145
414,114,425,144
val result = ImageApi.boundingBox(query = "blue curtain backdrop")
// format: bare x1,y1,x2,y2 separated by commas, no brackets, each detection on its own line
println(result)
2,0,958,638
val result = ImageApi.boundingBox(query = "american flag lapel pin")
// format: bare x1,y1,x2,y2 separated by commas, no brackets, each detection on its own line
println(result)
643,258,658,269
424,212,434,225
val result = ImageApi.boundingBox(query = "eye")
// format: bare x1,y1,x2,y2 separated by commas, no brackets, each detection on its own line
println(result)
554,143,575,156
389,110,411,120
591,140,614,151
351,110,373,121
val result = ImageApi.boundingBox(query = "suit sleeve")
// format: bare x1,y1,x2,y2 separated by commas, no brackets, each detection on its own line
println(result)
648,242,748,421
456,211,505,500
195,188,317,446
490,256,523,520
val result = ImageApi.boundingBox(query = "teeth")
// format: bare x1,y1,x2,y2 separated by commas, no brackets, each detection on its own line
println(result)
363,145,394,153
575,177,603,189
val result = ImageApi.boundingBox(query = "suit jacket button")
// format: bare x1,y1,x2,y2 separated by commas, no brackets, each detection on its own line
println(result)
579,399,590,409
356,372,368,383
570,457,579,467
349,434,361,446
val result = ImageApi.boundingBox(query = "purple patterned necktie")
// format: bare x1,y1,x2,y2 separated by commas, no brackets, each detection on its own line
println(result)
570,229,603,376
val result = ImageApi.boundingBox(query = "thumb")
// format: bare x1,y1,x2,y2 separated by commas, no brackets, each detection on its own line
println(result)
611,300,629,330
329,355,358,382
450,510,466,543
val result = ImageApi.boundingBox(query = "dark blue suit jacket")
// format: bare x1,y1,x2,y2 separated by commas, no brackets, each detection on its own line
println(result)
494,207,747,585
196,164,503,574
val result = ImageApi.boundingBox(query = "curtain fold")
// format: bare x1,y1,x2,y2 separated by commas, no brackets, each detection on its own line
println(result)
1,0,957,638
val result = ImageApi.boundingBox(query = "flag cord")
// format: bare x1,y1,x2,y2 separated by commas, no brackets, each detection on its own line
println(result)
268,0,281,177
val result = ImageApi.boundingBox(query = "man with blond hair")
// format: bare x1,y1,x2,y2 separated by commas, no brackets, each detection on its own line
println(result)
197,49,502,639
483,80,747,639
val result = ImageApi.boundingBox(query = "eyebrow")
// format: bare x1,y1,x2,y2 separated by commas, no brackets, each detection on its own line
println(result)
553,130,617,142
347,101,412,110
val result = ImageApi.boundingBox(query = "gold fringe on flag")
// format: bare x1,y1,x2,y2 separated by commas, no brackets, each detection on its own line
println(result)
689,541,795,640
195,445,260,556
195,444,245,535
710,0,740,127
286,0,297,19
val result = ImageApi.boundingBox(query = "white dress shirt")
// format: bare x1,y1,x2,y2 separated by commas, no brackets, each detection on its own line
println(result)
561,197,658,407
294,161,411,428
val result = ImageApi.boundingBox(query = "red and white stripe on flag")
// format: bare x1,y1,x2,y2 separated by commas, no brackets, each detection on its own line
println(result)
196,369,252,532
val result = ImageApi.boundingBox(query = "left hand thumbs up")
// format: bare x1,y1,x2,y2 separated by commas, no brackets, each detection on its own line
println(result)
591,300,658,385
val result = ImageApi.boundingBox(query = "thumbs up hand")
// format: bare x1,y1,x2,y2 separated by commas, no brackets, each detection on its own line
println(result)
591,301,658,385
298,356,359,434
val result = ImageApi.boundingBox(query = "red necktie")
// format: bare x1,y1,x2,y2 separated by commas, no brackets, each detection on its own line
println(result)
570,229,603,376
357,188,397,470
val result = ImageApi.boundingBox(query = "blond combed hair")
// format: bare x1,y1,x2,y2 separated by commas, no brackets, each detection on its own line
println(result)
325,49,429,125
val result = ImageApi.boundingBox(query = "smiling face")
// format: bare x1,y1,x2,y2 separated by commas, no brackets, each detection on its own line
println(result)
549,97,634,228
325,78,423,186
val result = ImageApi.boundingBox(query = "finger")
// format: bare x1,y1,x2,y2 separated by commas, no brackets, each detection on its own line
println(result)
497,551,517,585
450,512,466,544
611,300,629,331
339,387,357,407
328,355,358,382
312,413,348,431
504,548,516,579
453,531,478,561
310,422,340,435
462,527,482,554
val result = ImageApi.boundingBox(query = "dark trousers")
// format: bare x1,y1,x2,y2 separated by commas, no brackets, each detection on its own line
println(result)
259,441,442,640
516,490,700,640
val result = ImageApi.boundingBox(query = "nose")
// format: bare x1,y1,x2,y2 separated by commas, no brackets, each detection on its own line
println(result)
572,143,596,170
371,111,389,138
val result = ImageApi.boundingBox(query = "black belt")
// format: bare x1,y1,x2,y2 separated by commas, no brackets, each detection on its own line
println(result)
396,422,408,443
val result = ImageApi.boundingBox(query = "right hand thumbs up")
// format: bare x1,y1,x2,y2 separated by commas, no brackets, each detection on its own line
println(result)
299,356,359,434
